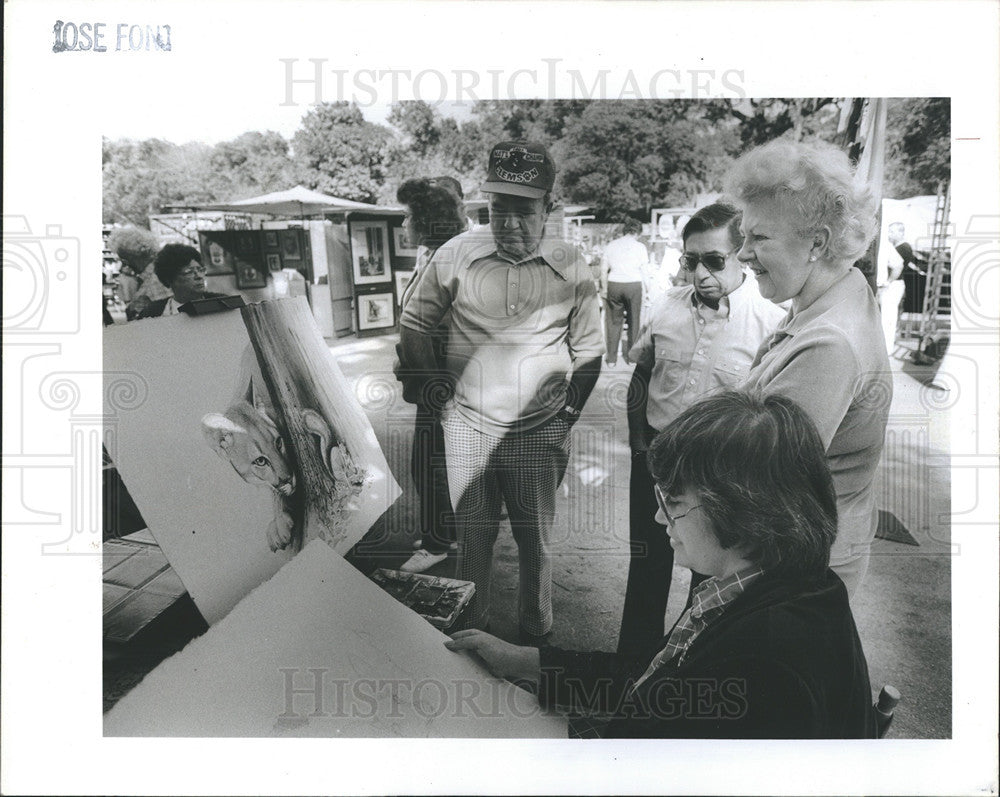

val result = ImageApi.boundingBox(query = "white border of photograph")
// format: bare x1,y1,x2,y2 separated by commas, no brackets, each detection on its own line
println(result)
4,2,998,795
350,221,391,285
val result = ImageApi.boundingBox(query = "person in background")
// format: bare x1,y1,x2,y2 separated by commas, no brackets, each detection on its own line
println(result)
727,138,891,596
447,391,876,739
429,175,474,230
670,215,693,287
878,222,909,355
129,244,226,320
394,178,469,573
618,202,785,655
430,175,463,199
601,217,648,366
888,220,930,315
399,140,604,645
107,226,160,313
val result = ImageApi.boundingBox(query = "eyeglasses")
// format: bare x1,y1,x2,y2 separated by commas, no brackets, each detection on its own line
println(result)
178,265,207,277
678,250,735,272
654,483,703,529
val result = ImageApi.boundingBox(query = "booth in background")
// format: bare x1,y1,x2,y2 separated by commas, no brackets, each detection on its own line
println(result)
194,187,407,339
189,188,583,340
336,212,414,338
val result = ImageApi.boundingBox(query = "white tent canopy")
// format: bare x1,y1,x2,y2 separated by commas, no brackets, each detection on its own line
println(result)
198,185,403,216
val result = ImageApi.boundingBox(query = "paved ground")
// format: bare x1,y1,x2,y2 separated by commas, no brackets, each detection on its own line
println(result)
335,332,952,740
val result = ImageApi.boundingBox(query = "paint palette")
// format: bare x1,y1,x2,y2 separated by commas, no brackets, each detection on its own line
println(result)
370,569,476,630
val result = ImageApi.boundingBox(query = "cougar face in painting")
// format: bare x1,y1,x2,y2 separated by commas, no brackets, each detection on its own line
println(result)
202,401,298,552
202,401,296,496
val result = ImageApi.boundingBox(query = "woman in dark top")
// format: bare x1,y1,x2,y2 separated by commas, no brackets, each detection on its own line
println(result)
394,178,468,572
446,390,876,738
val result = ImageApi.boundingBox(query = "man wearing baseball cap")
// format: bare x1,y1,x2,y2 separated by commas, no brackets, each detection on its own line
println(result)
399,141,604,645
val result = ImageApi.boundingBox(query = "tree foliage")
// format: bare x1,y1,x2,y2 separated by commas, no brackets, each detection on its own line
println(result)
883,98,950,198
377,100,506,204
209,131,295,199
472,99,591,142
386,101,440,156
103,132,295,226
291,102,391,203
702,98,842,148
102,97,951,228
558,101,740,220
102,138,218,225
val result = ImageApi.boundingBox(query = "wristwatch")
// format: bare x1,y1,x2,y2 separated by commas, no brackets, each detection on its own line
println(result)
556,404,581,425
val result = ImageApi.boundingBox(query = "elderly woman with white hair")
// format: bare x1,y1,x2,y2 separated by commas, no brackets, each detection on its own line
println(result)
725,138,892,596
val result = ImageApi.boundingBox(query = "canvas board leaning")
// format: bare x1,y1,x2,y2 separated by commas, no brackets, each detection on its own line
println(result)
103,297,400,624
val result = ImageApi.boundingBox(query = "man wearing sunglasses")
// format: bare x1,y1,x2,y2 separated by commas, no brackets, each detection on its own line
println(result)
618,202,785,655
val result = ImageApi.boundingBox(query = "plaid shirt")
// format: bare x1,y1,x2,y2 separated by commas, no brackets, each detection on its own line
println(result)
630,566,765,692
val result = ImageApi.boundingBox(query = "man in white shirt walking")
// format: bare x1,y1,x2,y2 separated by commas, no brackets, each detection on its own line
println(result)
601,217,648,366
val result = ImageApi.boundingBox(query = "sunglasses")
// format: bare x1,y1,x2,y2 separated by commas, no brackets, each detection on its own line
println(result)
653,483,703,529
678,250,734,272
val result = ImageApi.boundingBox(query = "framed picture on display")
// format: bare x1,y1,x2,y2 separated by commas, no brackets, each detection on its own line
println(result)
357,291,395,331
264,231,279,248
350,221,391,285
394,270,414,304
235,231,257,255
265,253,282,272
199,232,235,275
393,226,419,258
235,261,267,289
280,230,302,261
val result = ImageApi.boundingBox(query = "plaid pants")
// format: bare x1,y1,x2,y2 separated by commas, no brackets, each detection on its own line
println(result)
442,410,571,635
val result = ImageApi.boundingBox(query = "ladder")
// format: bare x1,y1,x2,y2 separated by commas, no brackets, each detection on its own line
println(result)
913,182,951,363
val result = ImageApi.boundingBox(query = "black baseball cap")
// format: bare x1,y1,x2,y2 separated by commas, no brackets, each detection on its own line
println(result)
481,140,556,199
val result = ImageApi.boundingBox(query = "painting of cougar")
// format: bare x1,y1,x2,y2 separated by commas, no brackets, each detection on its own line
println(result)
202,397,299,552
201,347,367,552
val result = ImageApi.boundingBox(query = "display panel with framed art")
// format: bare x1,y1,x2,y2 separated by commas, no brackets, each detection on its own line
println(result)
235,231,259,257
265,253,282,272
263,231,279,248
392,225,419,258
280,229,302,261
350,221,391,285
235,261,268,289
394,270,414,305
356,291,395,332
199,231,236,275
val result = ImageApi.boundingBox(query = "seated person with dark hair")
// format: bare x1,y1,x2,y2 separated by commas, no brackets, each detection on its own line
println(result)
128,244,226,320
446,390,876,739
